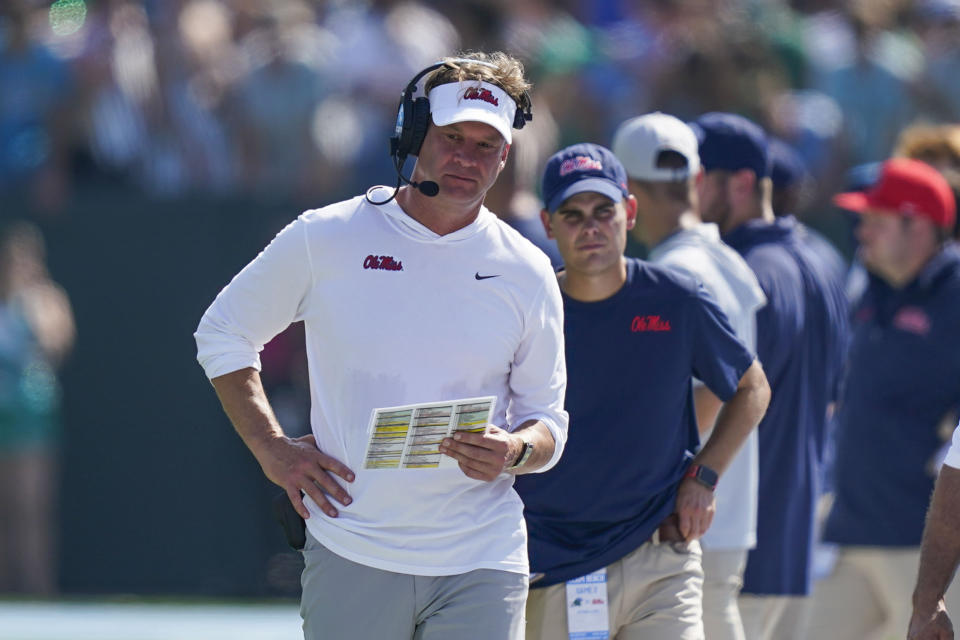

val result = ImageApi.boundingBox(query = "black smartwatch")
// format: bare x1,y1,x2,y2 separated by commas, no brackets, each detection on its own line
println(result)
684,463,719,491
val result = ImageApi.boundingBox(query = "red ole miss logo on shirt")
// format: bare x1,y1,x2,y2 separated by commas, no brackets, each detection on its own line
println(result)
463,87,499,106
363,255,403,271
893,306,931,336
631,315,671,332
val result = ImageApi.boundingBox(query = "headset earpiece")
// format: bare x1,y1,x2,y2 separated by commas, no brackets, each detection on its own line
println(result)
407,96,431,157
390,63,445,163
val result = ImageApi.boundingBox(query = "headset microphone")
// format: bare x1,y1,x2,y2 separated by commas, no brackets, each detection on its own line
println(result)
365,155,440,205
393,158,439,197
416,180,440,197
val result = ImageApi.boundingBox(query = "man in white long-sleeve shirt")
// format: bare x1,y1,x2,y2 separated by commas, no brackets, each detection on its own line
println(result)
194,52,568,640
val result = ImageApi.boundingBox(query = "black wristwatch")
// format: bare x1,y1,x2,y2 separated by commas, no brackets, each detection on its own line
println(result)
509,440,534,469
684,463,719,491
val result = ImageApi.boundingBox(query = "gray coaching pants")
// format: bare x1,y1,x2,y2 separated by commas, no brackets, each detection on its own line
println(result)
300,531,528,640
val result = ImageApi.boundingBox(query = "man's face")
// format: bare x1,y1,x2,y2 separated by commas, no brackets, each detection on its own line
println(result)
696,170,731,229
855,210,914,276
541,191,636,276
412,120,508,206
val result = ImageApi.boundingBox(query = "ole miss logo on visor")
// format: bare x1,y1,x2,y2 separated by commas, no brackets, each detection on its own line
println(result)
463,87,499,107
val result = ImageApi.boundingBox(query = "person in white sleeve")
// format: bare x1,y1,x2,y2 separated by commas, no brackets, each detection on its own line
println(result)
194,52,568,640
909,423,960,640
612,112,768,640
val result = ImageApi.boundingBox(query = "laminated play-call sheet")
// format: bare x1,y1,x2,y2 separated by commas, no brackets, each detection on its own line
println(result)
363,396,496,470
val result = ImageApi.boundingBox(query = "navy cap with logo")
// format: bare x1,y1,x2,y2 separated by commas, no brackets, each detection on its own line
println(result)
542,143,629,213
689,112,771,178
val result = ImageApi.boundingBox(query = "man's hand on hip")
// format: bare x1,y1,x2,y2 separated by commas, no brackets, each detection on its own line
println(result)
908,603,954,640
440,425,522,482
675,477,716,540
258,433,355,520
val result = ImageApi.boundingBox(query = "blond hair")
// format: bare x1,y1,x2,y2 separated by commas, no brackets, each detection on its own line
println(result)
894,123,960,190
424,51,532,115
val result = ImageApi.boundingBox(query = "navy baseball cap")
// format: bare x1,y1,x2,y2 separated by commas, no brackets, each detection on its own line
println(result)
689,112,771,178
768,138,807,189
541,143,629,213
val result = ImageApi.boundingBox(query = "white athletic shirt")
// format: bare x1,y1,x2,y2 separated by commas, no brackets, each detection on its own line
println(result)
649,223,767,550
196,187,568,576
944,423,960,469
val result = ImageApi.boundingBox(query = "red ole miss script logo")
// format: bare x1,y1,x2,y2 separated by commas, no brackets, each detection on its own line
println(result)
364,255,403,271
632,315,671,332
893,306,931,336
560,156,603,177
463,87,499,106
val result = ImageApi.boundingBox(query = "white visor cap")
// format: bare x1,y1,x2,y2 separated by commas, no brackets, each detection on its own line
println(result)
428,81,517,144
612,112,701,182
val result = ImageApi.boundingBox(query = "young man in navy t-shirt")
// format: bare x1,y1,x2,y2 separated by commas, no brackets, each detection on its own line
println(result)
516,143,771,640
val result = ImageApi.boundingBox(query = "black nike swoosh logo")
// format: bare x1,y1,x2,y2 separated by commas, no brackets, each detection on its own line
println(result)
475,272,500,280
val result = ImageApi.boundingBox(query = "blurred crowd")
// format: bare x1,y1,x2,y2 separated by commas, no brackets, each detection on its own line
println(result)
2,0,959,218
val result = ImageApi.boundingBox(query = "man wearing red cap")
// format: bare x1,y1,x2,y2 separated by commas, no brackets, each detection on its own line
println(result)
809,158,960,639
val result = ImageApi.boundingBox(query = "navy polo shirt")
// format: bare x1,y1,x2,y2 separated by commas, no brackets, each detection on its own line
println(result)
825,244,960,547
723,217,849,596
514,258,754,588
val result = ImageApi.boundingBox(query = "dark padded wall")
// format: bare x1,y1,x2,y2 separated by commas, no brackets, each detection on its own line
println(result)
17,189,305,596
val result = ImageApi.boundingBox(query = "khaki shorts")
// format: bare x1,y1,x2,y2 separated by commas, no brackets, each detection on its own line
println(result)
525,537,704,640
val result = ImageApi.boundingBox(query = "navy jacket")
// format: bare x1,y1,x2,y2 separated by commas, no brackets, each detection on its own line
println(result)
826,244,960,546
724,216,849,596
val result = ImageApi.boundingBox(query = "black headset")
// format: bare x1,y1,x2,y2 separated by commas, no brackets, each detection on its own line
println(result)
367,58,533,204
